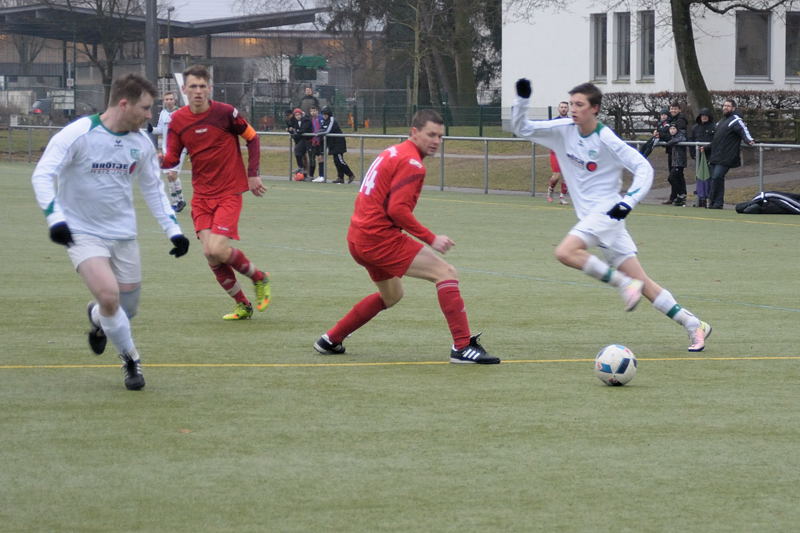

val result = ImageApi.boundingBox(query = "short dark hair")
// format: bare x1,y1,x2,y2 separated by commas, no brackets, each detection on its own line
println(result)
724,98,737,108
108,74,156,107
183,64,211,81
162,90,176,98
568,82,603,110
411,109,444,130
670,101,682,109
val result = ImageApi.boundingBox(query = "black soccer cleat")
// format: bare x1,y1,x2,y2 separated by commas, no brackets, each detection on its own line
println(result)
119,352,145,391
86,301,107,355
450,333,500,364
313,334,346,355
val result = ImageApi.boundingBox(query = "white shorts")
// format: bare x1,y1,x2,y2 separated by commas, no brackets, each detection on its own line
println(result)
67,234,142,284
568,213,637,268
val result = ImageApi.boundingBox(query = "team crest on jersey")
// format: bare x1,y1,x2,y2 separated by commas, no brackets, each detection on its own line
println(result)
130,148,140,160
586,161,598,172
588,149,599,158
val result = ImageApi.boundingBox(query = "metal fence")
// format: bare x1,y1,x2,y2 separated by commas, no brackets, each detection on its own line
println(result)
4,124,795,196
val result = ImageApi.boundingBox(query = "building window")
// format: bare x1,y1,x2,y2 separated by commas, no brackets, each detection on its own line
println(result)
638,10,655,79
786,12,800,77
614,12,631,80
735,11,770,77
591,14,607,81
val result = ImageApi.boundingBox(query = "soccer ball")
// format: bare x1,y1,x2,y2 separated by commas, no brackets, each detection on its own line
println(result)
594,344,637,386
294,172,306,181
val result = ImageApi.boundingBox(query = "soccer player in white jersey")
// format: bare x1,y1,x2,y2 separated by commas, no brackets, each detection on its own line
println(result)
511,80,711,352
32,74,191,390
152,91,187,212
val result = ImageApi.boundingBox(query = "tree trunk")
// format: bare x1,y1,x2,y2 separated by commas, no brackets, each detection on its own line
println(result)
670,0,713,116
452,0,478,107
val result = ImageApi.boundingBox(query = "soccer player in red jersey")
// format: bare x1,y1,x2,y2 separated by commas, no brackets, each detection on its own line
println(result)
162,65,271,320
313,109,500,364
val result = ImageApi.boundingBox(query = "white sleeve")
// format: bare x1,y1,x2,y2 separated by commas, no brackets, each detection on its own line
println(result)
31,129,74,227
510,97,567,151
602,129,653,208
136,138,183,238
153,109,167,136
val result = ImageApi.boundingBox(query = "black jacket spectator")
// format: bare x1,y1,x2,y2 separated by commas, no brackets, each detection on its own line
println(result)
689,108,715,159
666,129,687,168
319,113,347,154
709,113,754,168
668,111,689,132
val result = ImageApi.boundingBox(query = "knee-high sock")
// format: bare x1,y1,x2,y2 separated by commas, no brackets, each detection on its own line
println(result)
327,293,386,344
226,248,264,282
436,280,471,350
99,306,137,358
652,289,701,330
210,263,248,304
582,255,631,288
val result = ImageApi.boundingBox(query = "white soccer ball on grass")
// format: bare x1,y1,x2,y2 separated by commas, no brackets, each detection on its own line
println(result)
594,344,637,386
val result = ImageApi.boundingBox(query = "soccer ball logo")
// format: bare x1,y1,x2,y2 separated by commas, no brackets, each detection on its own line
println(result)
594,344,637,386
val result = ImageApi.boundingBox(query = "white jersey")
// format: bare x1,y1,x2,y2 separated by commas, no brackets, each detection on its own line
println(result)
32,114,182,240
154,107,186,170
511,97,653,220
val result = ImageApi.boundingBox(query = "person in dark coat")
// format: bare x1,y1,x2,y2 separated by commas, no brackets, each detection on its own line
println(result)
319,106,355,184
707,99,755,209
689,108,715,207
665,124,687,206
289,108,313,179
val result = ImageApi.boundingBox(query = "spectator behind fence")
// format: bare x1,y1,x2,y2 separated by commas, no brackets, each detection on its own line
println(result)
653,108,675,204
299,86,319,115
708,99,755,209
309,106,326,182
319,106,356,184
665,124,687,206
289,108,313,180
690,108,715,208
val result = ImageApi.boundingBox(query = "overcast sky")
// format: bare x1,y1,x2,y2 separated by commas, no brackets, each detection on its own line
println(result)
170,0,319,23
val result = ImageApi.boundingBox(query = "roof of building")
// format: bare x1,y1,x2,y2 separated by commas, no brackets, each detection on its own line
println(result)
0,4,326,43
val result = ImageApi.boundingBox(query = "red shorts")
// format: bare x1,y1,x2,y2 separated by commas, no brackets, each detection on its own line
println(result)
191,194,242,240
549,151,560,173
348,235,424,282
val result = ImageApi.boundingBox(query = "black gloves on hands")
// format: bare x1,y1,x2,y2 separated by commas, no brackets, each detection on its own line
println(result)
607,202,632,220
49,222,74,247
169,235,190,258
516,78,532,99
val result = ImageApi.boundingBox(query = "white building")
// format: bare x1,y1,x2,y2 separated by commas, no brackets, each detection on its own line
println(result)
502,1,800,117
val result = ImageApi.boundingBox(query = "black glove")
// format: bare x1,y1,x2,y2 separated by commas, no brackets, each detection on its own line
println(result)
516,78,532,99
169,235,190,258
607,202,632,220
49,222,74,247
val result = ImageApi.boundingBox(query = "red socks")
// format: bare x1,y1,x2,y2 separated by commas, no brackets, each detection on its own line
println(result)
436,280,471,350
210,263,248,304
328,293,386,344
227,248,264,281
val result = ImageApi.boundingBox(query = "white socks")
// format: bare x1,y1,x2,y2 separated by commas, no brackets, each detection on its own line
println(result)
652,289,700,330
98,306,138,359
582,255,631,288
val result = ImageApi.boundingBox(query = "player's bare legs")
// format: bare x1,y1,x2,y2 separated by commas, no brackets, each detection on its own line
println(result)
199,230,270,319
78,257,144,389
555,235,710,350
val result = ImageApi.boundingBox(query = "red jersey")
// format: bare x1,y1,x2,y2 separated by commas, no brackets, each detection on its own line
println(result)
162,100,259,198
347,139,436,246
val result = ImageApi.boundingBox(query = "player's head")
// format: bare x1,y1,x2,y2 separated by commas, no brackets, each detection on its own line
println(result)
108,73,157,130
557,101,569,117
409,109,444,158
182,65,212,110
568,83,602,128
162,91,177,110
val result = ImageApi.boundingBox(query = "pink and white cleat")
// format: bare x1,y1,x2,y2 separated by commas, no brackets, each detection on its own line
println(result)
619,279,644,312
688,321,712,352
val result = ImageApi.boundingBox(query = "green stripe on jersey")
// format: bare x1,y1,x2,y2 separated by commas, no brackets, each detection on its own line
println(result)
43,199,55,216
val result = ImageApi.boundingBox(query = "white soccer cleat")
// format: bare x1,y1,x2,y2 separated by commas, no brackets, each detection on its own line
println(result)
688,321,712,352
619,279,644,312
312,176,326,183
